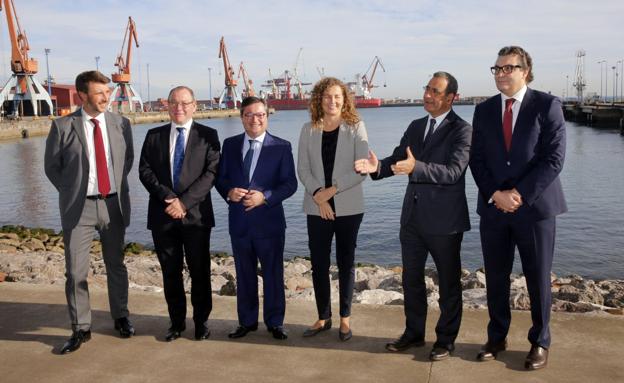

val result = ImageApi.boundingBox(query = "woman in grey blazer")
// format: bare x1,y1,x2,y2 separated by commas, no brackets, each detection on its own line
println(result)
297,77,369,341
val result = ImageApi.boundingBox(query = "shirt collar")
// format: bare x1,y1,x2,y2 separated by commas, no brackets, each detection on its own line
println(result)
81,108,105,124
501,85,528,104
428,109,451,126
245,131,267,144
171,119,193,132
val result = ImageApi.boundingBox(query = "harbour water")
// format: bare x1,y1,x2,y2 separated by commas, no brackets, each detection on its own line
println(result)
1,105,622,280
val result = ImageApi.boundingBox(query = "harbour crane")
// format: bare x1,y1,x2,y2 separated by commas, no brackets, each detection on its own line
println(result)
108,16,143,113
572,50,587,103
361,56,386,99
0,0,53,117
217,36,240,109
238,62,255,98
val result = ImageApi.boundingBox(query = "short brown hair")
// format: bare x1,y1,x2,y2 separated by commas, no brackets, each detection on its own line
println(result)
309,77,360,129
498,46,534,83
240,96,267,117
75,71,110,94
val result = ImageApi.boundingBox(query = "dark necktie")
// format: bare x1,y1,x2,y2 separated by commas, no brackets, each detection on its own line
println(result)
243,139,256,184
424,118,436,146
90,118,110,196
503,98,515,151
172,127,185,190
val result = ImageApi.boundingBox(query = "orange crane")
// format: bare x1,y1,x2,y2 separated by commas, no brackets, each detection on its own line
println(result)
361,56,386,98
108,16,143,113
238,62,255,98
217,36,240,109
0,0,53,116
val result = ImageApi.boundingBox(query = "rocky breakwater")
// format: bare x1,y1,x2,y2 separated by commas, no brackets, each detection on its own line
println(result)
1,225,622,315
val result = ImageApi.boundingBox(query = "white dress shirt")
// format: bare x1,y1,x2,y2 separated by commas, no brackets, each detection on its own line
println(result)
241,131,266,180
169,119,193,180
425,109,451,140
82,109,116,196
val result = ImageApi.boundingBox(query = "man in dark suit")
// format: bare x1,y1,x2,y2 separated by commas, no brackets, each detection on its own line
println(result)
216,96,297,340
355,72,472,361
470,46,567,370
139,86,220,341
44,70,135,354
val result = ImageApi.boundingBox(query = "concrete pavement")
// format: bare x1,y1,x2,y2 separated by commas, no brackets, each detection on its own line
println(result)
1,282,622,383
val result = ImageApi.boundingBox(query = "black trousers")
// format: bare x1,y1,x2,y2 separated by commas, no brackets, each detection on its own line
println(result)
400,212,463,347
307,213,363,319
152,225,212,329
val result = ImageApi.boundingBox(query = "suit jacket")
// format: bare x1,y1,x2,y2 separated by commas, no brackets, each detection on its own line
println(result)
139,121,220,230
216,132,297,238
297,120,368,216
372,109,472,235
44,109,134,230
469,88,567,221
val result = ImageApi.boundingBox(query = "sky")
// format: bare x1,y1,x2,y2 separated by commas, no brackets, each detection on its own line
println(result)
1,0,623,101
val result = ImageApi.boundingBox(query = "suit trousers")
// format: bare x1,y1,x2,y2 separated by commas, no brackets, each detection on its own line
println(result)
152,225,212,329
231,234,286,329
63,196,128,331
399,211,463,346
480,210,555,348
307,213,363,319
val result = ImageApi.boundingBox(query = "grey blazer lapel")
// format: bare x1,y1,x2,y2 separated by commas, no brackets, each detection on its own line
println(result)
70,112,87,151
104,112,125,190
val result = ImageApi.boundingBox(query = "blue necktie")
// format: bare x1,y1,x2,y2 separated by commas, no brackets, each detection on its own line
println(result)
424,118,436,146
172,127,185,190
243,139,256,185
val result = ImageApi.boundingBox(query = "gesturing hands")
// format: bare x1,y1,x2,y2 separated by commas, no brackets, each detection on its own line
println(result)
164,198,186,219
492,188,523,213
354,150,379,174
228,188,266,211
391,147,416,175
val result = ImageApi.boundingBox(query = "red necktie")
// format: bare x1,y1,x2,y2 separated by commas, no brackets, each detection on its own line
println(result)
91,118,111,196
503,98,515,152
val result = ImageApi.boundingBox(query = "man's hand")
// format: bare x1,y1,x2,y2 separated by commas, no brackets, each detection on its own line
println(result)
318,201,335,221
354,149,379,174
391,147,416,175
164,198,186,219
492,189,523,213
242,189,265,211
227,187,249,203
313,186,337,205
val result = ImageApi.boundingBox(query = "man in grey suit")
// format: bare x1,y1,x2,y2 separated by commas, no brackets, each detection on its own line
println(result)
355,72,472,361
44,71,135,354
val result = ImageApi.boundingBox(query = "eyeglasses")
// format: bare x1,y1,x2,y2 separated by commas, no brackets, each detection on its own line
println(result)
423,86,445,96
243,112,267,120
490,65,523,75
169,101,195,109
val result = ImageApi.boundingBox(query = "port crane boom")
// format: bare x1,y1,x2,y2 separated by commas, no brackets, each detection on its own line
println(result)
217,37,240,109
0,0,53,116
108,16,143,113
362,56,386,96
238,62,255,98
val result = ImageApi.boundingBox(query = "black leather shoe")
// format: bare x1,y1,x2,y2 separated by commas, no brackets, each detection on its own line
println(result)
114,317,135,338
338,328,352,342
194,323,211,340
60,330,91,354
476,339,508,361
165,325,186,342
429,344,455,361
228,324,258,339
302,319,332,337
525,345,548,370
269,326,288,340
385,333,426,352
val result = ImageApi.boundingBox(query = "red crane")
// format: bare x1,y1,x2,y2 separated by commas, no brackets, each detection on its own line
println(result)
112,16,139,84
217,37,240,108
361,56,386,96
0,0,53,116
238,62,255,98
108,16,143,113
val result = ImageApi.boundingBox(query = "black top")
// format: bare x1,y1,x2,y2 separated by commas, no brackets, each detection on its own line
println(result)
321,127,339,210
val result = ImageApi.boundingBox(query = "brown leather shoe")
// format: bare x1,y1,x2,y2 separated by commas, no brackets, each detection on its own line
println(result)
525,345,548,370
476,339,508,361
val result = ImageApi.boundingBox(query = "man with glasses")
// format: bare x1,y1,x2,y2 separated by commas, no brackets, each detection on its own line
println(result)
470,46,567,370
355,72,472,361
139,86,220,341
216,96,297,340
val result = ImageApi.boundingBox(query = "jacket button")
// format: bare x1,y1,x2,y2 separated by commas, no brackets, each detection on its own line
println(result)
506,161,511,166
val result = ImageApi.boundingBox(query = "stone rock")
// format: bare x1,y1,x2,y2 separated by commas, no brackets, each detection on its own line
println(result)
460,268,471,278
285,275,313,292
427,291,440,309
0,271,5,282
424,268,438,285
556,284,604,306
220,279,237,296
22,238,46,252
378,274,402,292
510,276,527,290
0,244,18,252
462,288,488,309
354,289,404,305
598,280,624,308
0,233,19,240
462,270,486,289
510,288,531,310
552,299,600,313
287,287,315,301
0,238,21,247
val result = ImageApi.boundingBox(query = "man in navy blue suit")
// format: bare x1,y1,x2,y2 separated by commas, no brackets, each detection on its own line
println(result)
216,96,297,340
470,46,567,370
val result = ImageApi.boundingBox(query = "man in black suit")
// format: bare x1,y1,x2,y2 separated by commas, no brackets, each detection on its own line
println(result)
139,86,220,341
355,72,471,361
470,46,567,370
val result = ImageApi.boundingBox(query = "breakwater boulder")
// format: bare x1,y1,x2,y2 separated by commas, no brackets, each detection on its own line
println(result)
1,225,622,315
